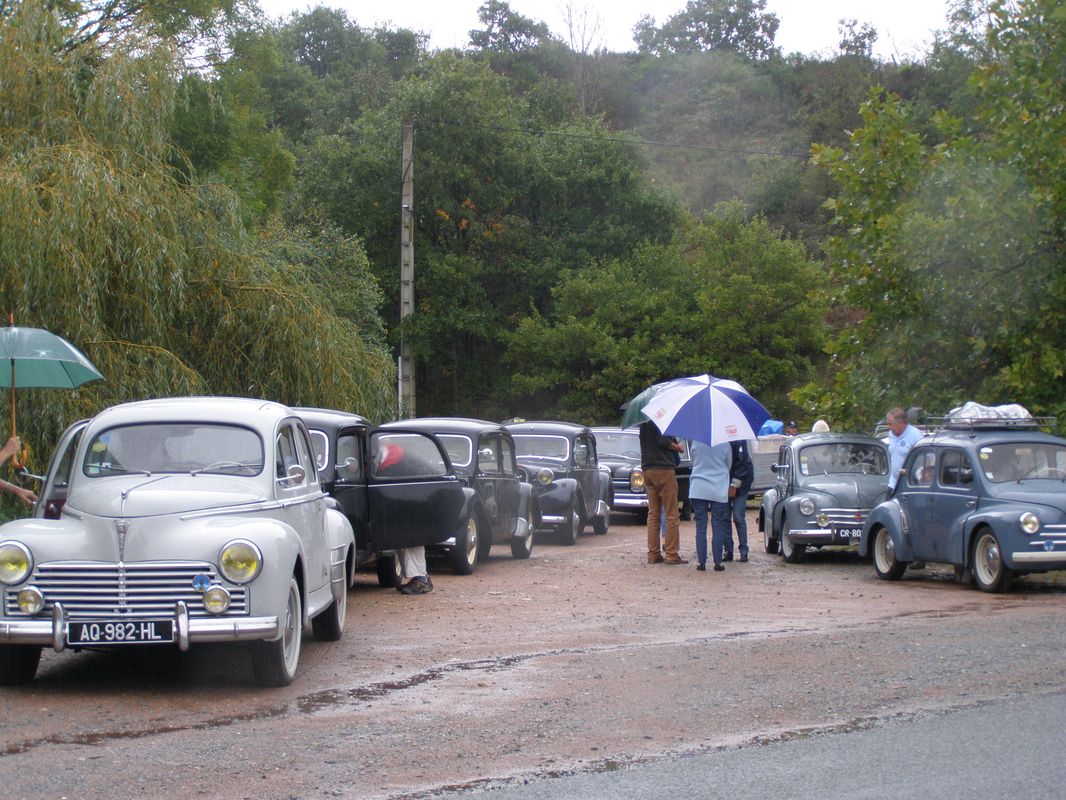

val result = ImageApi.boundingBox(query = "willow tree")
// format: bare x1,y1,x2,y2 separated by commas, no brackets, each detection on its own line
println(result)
0,0,394,494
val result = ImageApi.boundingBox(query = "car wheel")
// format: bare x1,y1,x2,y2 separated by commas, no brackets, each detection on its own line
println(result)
252,576,302,687
592,510,609,535
0,644,42,686
763,514,779,555
510,530,534,559
311,578,347,642
872,526,906,581
450,514,479,575
972,529,1013,592
780,516,805,563
376,553,402,588
560,501,580,546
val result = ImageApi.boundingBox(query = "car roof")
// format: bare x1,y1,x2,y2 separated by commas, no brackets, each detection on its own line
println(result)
791,432,886,446
90,396,297,432
292,407,371,429
591,426,636,435
384,417,507,436
505,420,590,436
921,429,1066,448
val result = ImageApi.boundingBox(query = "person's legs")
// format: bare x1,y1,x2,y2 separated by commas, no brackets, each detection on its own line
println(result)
645,469,667,560
691,498,709,568
732,488,749,559
710,500,731,567
398,547,431,594
660,475,683,561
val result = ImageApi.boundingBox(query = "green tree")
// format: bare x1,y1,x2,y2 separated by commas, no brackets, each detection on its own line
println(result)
633,0,779,60
0,0,394,509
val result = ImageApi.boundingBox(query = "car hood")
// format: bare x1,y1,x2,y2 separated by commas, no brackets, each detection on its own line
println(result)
516,456,570,471
798,474,887,507
66,475,269,518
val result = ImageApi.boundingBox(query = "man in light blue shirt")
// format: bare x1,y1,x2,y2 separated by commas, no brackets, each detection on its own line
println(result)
688,439,733,571
886,406,923,491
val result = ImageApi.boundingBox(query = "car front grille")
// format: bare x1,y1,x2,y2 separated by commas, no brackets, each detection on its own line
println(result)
4,561,248,619
804,507,871,528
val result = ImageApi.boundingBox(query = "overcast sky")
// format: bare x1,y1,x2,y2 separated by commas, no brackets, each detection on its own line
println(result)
256,0,952,60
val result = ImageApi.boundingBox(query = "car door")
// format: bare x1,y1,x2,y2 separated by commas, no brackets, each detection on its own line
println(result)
773,445,793,526
572,432,597,518
276,421,329,592
897,447,938,559
327,425,373,551
33,419,88,520
932,448,978,562
474,433,502,537
497,434,520,536
367,429,465,549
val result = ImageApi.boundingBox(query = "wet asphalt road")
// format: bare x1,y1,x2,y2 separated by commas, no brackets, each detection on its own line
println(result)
2,513,1065,799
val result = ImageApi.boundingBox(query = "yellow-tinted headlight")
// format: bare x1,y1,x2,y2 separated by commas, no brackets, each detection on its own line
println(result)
537,467,554,486
218,540,262,584
1020,512,1041,535
0,542,32,585
816,513,829,528
630,469,645,492
202,586,232,614
18,586,45,614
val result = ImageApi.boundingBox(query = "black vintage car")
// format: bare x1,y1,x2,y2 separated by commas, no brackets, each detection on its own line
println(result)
503,421,613,544
591,426,692,524
384,418,541,566
295,408,475,584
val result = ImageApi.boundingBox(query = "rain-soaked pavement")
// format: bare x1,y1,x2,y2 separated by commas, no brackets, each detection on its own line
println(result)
2,513,1065,798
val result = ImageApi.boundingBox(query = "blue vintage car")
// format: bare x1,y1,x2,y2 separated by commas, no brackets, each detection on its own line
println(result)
759,432,890,562
860,416,1066,592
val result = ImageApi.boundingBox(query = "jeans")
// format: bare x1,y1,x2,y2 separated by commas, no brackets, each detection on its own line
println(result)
727,488,750,557
692,498,732,566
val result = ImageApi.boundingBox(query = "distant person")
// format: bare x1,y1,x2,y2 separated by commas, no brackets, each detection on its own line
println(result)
784,421,798,436
725,439,754,562
639,420,687,565
0,436,37,505
688,439,732,572
812,419,830,433
886,406,923,492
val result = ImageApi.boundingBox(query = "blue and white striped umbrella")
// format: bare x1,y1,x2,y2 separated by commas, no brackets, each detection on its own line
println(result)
640,374,771,447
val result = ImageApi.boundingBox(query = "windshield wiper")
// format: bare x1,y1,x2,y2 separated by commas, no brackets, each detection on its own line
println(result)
189,461,261,476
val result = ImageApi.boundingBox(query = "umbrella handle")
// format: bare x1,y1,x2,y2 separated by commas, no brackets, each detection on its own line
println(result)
8,365,25,469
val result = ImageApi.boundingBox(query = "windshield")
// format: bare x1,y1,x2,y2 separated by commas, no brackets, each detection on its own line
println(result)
83,423,264,477
978,442,1066,482
436,434,473,468
595,432,641,459
797,443,888,476
512,435,570,461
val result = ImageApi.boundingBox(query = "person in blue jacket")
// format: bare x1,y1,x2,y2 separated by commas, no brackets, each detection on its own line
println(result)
725,439,754,562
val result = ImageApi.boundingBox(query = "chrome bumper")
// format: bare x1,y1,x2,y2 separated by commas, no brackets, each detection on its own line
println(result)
1012,551,1066,566
0,602,279,652
612,494,649,509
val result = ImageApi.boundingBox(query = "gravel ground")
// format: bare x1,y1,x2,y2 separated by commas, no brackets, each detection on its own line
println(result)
2,511,1064,799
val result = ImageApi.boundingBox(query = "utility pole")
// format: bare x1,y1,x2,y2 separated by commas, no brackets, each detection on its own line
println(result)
398,118,415,417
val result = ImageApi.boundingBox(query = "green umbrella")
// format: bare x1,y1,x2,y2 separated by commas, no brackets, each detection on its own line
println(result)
1,324,104,465
619,382,670,429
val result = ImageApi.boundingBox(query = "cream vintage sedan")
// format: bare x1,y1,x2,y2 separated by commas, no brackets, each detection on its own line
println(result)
0,397,355,686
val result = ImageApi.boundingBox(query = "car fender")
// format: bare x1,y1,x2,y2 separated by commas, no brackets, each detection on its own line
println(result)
595,468,613,516
324,506,356,591
456,487,479,536
513,481,540,537
759,488,779,533
536,478,580,514
859,500,914,561
958,510,1013,569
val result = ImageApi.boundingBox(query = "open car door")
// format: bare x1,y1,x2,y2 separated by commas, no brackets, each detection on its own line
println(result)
33,419,88,520
367,429,466,550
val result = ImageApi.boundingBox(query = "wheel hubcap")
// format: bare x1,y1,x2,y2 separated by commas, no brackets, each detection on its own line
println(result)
466,520,478,564
977,536,1000,582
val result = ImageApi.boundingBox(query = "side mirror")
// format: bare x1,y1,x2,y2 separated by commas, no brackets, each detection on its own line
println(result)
336,456,360,480
771,463,790,474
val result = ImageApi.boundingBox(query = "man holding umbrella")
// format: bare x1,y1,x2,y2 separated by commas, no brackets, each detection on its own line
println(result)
639,420,688,565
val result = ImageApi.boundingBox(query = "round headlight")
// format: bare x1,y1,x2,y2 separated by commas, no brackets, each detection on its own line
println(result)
630,469,646,492
799,498,816,516
1020,512,1041,535
0,541,32,586
218,540,263,584
18,586,45,614
816,513,829,528
202,586,232,614
536,467,554,486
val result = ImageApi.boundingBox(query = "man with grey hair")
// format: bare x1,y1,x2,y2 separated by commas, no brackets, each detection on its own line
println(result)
886,406,923,492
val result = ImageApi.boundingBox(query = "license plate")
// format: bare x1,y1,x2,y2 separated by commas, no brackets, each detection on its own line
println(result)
834,526,863,539
67,620,174,645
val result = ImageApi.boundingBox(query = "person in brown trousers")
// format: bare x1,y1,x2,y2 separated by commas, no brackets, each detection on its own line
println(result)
638,420,688,564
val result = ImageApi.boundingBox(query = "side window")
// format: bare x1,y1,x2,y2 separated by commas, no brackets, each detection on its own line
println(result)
500,436,516,477
276,426,297,480
336,433,362,480
371,432,448,479
910,450,936,487
574,435,591,467
295,426,318,488
940,449,974,487
307,430,329,472
477,435,500,474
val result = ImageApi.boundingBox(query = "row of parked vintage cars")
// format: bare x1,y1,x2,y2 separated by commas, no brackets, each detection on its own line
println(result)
2,397,1064,687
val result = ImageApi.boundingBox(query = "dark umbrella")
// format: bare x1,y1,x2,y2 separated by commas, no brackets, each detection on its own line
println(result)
620,382,671,429
1,322,104,465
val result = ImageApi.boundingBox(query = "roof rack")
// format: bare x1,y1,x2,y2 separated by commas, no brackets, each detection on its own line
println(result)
927,415,1057,433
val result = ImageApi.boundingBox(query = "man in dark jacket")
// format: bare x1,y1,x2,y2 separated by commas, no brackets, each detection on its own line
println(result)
639,420,688,565
726,439,755,562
